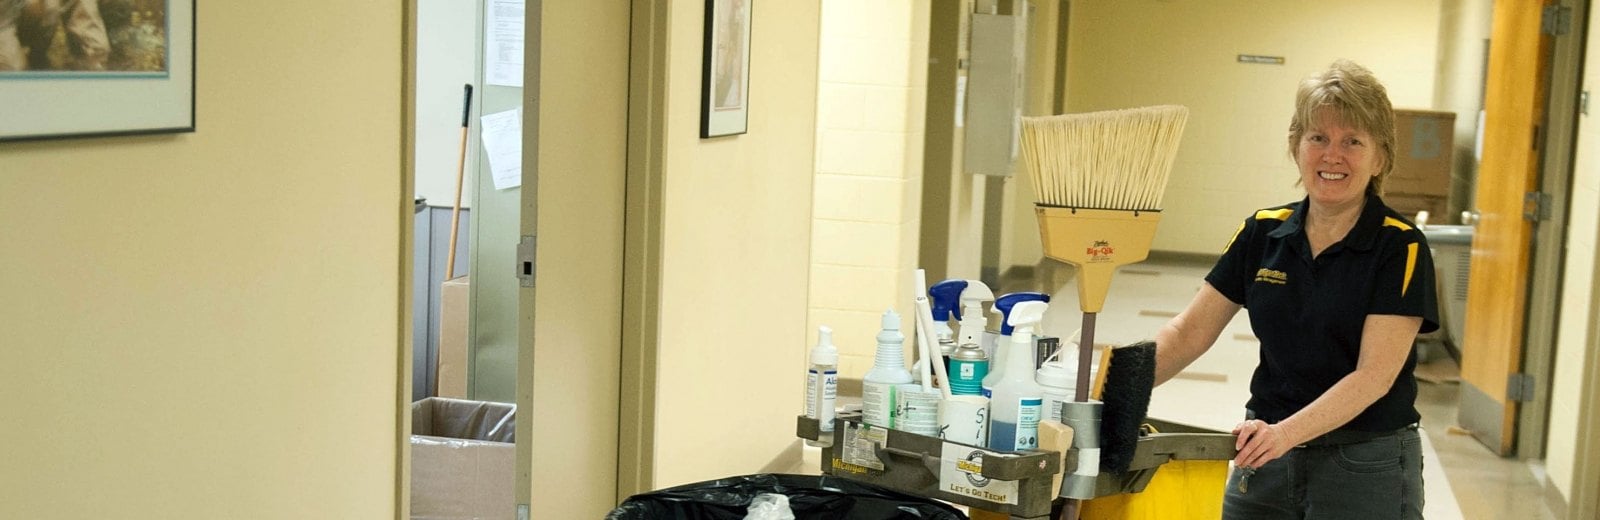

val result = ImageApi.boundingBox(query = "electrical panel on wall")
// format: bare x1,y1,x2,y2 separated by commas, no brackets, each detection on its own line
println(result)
963,1,1029,177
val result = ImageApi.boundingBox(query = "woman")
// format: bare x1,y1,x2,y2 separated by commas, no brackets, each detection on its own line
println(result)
1154,59,1439,519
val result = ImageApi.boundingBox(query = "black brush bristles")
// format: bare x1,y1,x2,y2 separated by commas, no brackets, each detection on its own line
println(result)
1099,340,1157,474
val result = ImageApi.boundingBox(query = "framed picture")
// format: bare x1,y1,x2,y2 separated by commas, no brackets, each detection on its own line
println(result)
0,0,196,142
699,0,750,138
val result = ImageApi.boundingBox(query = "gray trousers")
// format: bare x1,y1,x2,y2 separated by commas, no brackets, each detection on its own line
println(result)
1222,427,1425,520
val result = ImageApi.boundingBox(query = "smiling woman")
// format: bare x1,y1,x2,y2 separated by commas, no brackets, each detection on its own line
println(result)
1150,59,1440,520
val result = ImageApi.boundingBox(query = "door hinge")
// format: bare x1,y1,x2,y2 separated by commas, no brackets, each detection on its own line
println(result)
517,235,536,287
1524,191,1552,222
1508,373,1537,402
1543,5,1573,35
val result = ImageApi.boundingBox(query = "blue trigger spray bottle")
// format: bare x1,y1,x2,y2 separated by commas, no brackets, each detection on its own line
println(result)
982,292,1050,397
989,300,1050,451
927,279,967,364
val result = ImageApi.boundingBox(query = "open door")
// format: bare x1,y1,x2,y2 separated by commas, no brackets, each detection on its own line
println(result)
1457,0,1556,456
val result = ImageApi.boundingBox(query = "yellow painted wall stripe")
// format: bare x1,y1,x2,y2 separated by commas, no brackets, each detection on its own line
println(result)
1383,217,1414,231
1403,242,1418,297
1255,208,1294,221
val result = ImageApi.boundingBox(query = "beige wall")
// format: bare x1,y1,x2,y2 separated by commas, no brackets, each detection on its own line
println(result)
810,0,930,379
0,2,404,518
1434,0,1494,222
1049,0,1441,255
650,0,822,487
1545,5,1600,503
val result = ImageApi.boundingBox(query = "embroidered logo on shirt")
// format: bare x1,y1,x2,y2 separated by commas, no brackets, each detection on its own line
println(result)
1255,268,1288,285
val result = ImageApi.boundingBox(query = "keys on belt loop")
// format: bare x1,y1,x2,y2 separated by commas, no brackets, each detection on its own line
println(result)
1236,466,1256,494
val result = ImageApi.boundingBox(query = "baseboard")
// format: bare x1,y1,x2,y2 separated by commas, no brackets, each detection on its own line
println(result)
1545,472,1570,520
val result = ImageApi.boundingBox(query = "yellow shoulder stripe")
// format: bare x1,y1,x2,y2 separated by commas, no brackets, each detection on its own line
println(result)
1222,221,1246,253
1384,217,1413,231
1403,242,1418,297
1255,208,1294,221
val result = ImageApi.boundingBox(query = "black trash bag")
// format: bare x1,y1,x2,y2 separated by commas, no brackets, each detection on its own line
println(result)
606,473,968,520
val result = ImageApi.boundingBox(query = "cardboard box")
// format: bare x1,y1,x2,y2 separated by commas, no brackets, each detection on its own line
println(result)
1385,193,1449,223
438,276,470,399
411,397,516,520
1385,109,1455,197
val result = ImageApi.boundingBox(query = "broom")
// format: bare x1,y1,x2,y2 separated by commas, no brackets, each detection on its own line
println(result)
1020,105,1188,404
1022,107,1185,511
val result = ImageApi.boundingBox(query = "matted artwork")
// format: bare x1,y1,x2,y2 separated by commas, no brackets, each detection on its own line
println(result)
699,0,750,138
0,0,195,141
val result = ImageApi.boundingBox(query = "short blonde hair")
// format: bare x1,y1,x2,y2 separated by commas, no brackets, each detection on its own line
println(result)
1287,60,1397,195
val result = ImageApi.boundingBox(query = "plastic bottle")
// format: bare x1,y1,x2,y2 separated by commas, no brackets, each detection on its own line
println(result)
861,310,913,429
1035,360,1074,423
982,292,1050,397
928,279,968,361
806,326,839,446
989,300,1050,452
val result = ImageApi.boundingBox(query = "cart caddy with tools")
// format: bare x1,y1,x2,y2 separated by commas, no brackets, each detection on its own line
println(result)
796,106,1239,520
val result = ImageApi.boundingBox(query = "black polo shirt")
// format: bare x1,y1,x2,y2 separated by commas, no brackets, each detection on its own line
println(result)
1206,194,1440,432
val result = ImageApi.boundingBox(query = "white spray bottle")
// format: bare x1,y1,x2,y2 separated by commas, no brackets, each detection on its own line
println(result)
806,326,839,446
982,292,1050,397
861,310,913,429
989,300,1049,451
948,281,994,395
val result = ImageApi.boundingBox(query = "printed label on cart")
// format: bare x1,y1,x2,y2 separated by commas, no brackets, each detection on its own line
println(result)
940,444,1019,505
841,422,888,471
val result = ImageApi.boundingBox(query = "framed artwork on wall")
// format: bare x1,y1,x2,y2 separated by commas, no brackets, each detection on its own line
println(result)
0,0,196,142
699,0,750,138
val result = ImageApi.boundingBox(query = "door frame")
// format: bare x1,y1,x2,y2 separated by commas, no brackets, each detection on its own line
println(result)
397,0,419,517
618,0,667,499
1519,0,1589,460
515,0,631,516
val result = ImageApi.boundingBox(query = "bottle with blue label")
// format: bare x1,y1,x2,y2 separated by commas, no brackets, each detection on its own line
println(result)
982,292,1050,397
806,326,839,446
988,300,1049,451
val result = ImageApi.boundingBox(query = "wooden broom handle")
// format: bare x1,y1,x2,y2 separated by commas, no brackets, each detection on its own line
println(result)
445,84,473,280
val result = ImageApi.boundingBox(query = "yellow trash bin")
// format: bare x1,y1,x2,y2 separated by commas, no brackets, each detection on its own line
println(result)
1081,459,1229,520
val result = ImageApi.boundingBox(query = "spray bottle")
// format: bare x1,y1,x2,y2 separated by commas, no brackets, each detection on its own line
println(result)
947,281,994,395
982,292,1050,397
927,279,967,362
861,310,913,429
806,326,839,446
988,300,1050,451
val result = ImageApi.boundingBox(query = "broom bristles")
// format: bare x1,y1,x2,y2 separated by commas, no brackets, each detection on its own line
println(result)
1021,105,1189,211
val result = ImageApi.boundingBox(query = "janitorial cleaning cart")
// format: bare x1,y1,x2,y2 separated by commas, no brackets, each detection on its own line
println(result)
793,105,1237,519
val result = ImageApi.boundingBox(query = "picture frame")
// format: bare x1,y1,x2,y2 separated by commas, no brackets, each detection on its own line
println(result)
699,0,751,138
0,0,196,142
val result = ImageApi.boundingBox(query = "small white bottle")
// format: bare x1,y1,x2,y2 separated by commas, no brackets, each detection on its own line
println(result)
806,326,839,446
861,310,913,429
1035,361,1074,423
989,301,1049,451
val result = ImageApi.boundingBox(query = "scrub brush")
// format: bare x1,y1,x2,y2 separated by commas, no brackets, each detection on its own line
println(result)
1098,341,1157,474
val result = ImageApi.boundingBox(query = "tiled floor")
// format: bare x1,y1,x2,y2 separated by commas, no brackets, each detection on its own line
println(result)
794,256,1558,519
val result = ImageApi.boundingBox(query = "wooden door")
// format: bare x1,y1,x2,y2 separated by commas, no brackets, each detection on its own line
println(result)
1457,0,1555,456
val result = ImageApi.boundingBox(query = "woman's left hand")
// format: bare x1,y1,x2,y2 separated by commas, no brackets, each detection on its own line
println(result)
1232,419,1295,469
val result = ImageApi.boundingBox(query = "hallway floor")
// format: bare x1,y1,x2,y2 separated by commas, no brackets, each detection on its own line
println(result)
795,256,1557,519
